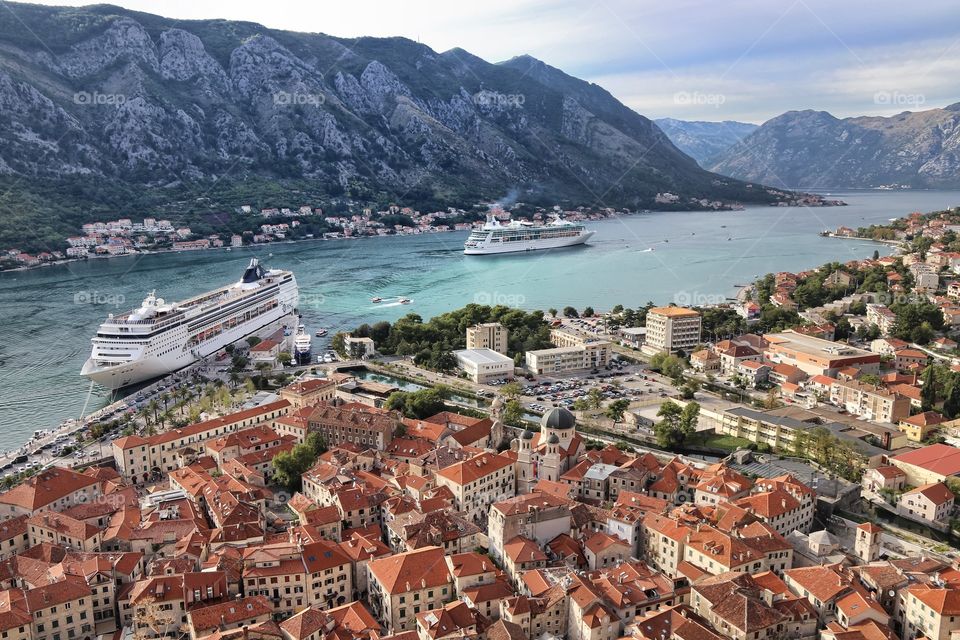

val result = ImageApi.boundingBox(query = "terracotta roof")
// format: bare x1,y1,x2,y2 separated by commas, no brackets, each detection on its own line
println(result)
908,583,960,615
367,546,451,595
492,492,570,517
734,488,801,520
503,536,547,564
446,552,495,578
784,565,850,602
584,531,630,554
436,452,513,486
892,444,960,477
27,512,100,541
904,482,955,506
189,595,272,632
24,580,91,612
0,467,99,512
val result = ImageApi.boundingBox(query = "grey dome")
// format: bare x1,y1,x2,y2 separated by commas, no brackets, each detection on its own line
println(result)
541,407,576,431
547,433,560,445
521,428,534,440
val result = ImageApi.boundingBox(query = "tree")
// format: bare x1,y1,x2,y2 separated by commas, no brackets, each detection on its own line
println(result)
255,362,273,388
921,365,938,411
944,375,960,419
548,308,558,318
605,399,630,424
132,597,190,640
586,388,604,410
502,399,526,427
583,306,595,317
500,381,524,401
563,306,579,318
246,336,262,348
305,432,328,457
271,444,318,492
654,400,692,449
384,386,450,419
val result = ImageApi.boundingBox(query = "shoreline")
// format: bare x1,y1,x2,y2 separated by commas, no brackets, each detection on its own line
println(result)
1,198,848,276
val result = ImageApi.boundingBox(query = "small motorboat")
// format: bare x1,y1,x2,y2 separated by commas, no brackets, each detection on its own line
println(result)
315,328,328,337
399,298,412,304
371,297,382,303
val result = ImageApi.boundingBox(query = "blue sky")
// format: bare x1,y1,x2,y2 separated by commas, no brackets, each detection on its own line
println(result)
23,0,960,122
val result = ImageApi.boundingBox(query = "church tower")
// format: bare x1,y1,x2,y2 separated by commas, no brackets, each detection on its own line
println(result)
855,522,882,563
516,428,536,494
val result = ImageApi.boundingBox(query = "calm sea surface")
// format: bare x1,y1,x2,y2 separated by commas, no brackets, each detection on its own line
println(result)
0,189,957,449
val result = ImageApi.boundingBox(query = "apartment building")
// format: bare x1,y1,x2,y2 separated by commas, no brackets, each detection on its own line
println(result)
487,493,572,564
644,307,701,354
434,453,516,520
0,467,102,520
829,379,911,424
112,400,291,481
466,322,509,354
26,512,102,552
305,401,398,451
764,331,880,377
898,483,955,524
367,546,455,633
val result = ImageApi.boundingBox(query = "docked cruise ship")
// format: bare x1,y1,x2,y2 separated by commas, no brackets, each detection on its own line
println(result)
463,213,594,255
81,259,299,390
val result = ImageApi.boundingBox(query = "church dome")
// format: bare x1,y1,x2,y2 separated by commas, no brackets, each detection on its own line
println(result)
547,433,560,445
541,407,576,431
521,428,534,440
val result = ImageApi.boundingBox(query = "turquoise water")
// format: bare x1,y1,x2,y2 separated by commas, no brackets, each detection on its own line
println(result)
0,189,957,448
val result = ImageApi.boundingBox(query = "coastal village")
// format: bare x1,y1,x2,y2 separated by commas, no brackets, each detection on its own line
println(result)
5,207,960,640
0,204,617,270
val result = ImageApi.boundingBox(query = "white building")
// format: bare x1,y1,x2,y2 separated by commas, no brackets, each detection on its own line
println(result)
643,307,701,354
453,348,515,383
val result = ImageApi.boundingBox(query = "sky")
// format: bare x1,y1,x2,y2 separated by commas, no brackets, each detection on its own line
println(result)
18,0,960,123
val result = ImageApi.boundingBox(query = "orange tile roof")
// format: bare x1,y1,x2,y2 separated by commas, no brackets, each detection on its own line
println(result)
905,482,955,506
0,467,98,511
367,546,451,595
436,452,514,486
189,595,272,632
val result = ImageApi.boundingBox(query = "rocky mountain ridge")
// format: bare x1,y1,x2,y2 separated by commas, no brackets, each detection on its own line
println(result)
709,104,960,188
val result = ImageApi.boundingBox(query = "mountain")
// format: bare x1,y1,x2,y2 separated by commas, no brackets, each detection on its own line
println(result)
0,3,797,251
709,104,960,189
654,118,758,166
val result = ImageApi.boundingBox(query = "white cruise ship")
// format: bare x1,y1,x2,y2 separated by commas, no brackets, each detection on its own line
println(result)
463,213,594,255
81,259,299,390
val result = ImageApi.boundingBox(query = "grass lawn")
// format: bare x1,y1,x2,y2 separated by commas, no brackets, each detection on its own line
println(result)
687,431,754,451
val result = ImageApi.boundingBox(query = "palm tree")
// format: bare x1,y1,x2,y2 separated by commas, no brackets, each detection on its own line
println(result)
228,372,241,389
146,399,160,425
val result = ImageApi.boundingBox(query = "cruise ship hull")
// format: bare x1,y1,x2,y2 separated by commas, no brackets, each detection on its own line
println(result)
81,301,295,390
464,230,594,255
81,260,298,391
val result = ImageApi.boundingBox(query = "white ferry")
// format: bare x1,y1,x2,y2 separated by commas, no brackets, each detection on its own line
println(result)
463,213,594,255
294,324,312,364
81,259,299,390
